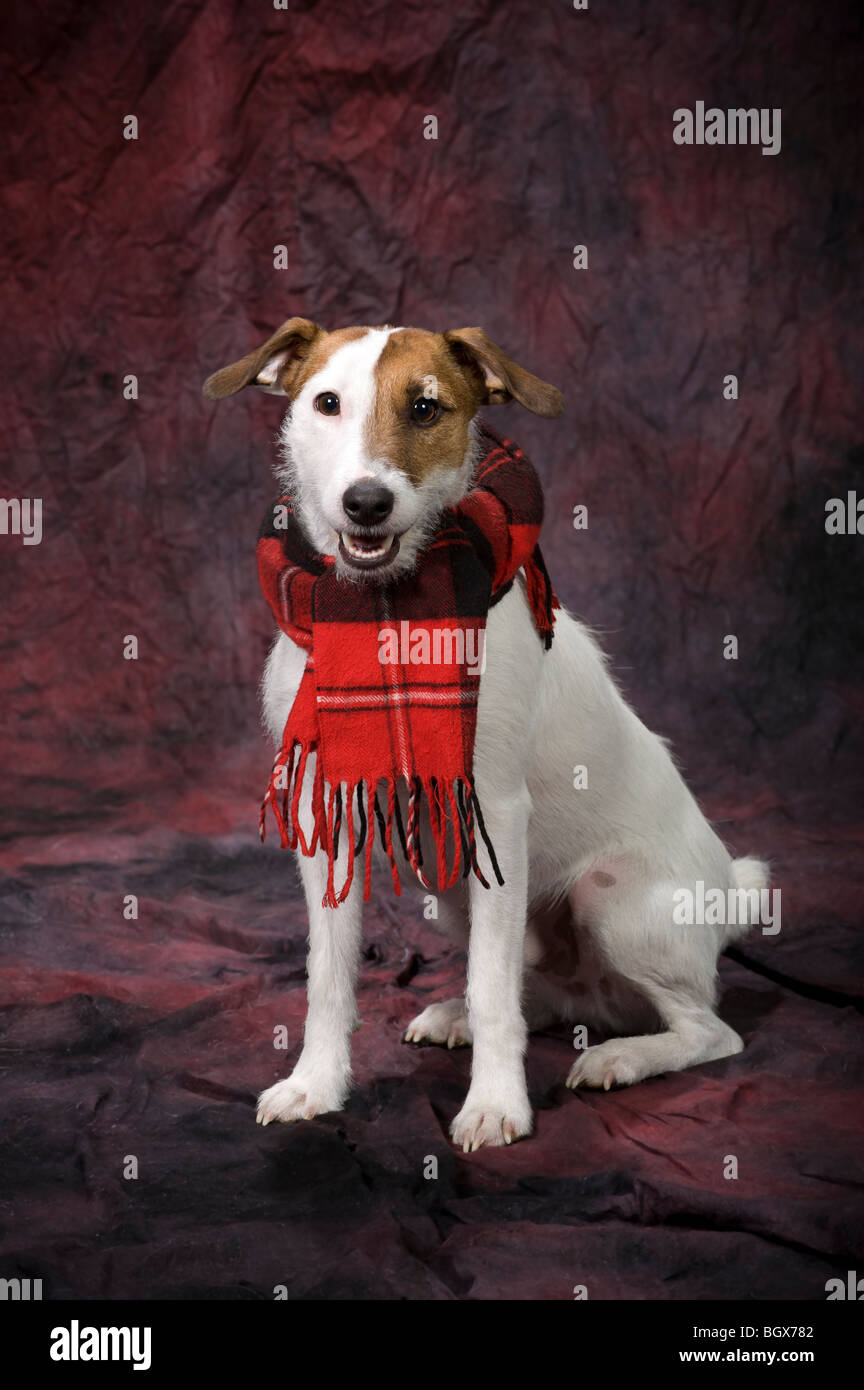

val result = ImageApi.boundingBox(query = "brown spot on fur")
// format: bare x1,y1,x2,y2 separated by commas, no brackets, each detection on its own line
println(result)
592,870,616,888
365,328,484,485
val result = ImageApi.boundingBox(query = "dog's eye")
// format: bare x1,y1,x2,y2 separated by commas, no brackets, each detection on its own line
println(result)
411,396,440,427
315,392,340,416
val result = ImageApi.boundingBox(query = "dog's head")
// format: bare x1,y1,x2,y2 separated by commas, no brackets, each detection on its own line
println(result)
203,319,563,582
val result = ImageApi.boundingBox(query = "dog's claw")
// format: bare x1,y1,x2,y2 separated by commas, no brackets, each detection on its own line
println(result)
256,1077,345,1126
567,1044,646,1092
404,999,472,1049
451,1102,532,1151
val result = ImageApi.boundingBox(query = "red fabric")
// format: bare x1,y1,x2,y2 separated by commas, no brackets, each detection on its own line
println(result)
256,428,557,904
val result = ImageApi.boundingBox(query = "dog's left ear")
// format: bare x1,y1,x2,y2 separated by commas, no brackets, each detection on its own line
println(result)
202,317,322,400
444,327,564,417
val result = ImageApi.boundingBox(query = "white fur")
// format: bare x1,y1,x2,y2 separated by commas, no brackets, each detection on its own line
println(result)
254,328,769,1148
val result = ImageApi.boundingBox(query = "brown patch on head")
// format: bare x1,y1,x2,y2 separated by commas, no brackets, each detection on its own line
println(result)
365,329,486,485
364,325,564,485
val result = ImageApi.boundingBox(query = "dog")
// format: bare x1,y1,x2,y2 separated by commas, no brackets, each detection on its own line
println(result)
203,318,769,1151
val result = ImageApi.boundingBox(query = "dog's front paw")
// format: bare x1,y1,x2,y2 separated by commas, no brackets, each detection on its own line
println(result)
256,1075,346,1126
450,1096,533,1152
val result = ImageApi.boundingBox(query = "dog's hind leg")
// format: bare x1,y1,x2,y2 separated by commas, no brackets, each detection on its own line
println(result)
564,872,743,1091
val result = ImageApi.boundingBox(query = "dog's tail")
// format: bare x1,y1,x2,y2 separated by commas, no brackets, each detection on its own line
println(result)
725,856,771,943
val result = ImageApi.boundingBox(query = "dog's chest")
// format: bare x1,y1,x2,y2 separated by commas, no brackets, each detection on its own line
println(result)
261,577,544,760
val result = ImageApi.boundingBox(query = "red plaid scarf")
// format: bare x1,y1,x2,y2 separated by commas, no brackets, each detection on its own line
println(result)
256,425,558,907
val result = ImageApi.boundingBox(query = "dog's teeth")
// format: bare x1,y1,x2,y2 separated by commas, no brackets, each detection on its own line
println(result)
341,532,395,561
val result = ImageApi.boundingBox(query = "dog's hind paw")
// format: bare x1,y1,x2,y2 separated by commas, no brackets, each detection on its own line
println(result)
566,1041,644,1091
404,997,472,1049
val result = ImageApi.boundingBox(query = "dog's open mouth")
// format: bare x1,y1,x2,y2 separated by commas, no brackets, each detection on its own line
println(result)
338,531,401,571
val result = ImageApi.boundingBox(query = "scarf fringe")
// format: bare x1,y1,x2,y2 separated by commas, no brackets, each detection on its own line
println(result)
525,543,559,651
259,742,505,908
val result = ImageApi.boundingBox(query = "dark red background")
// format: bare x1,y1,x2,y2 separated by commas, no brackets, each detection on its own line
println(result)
1,0,862,1299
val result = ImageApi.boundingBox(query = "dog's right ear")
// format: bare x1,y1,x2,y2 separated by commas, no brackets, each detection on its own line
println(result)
202,317,322,400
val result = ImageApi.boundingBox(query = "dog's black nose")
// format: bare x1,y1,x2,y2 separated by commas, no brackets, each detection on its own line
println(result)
342,481,394,527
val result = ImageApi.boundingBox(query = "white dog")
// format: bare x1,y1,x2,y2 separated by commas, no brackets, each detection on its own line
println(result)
204,318,768,1151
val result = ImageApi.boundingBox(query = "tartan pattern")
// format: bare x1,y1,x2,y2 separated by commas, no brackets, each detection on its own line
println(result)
256,424,558,906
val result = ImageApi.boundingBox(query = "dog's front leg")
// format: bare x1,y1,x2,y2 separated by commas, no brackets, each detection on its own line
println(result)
450,784,533,1151
257,831,364,1126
